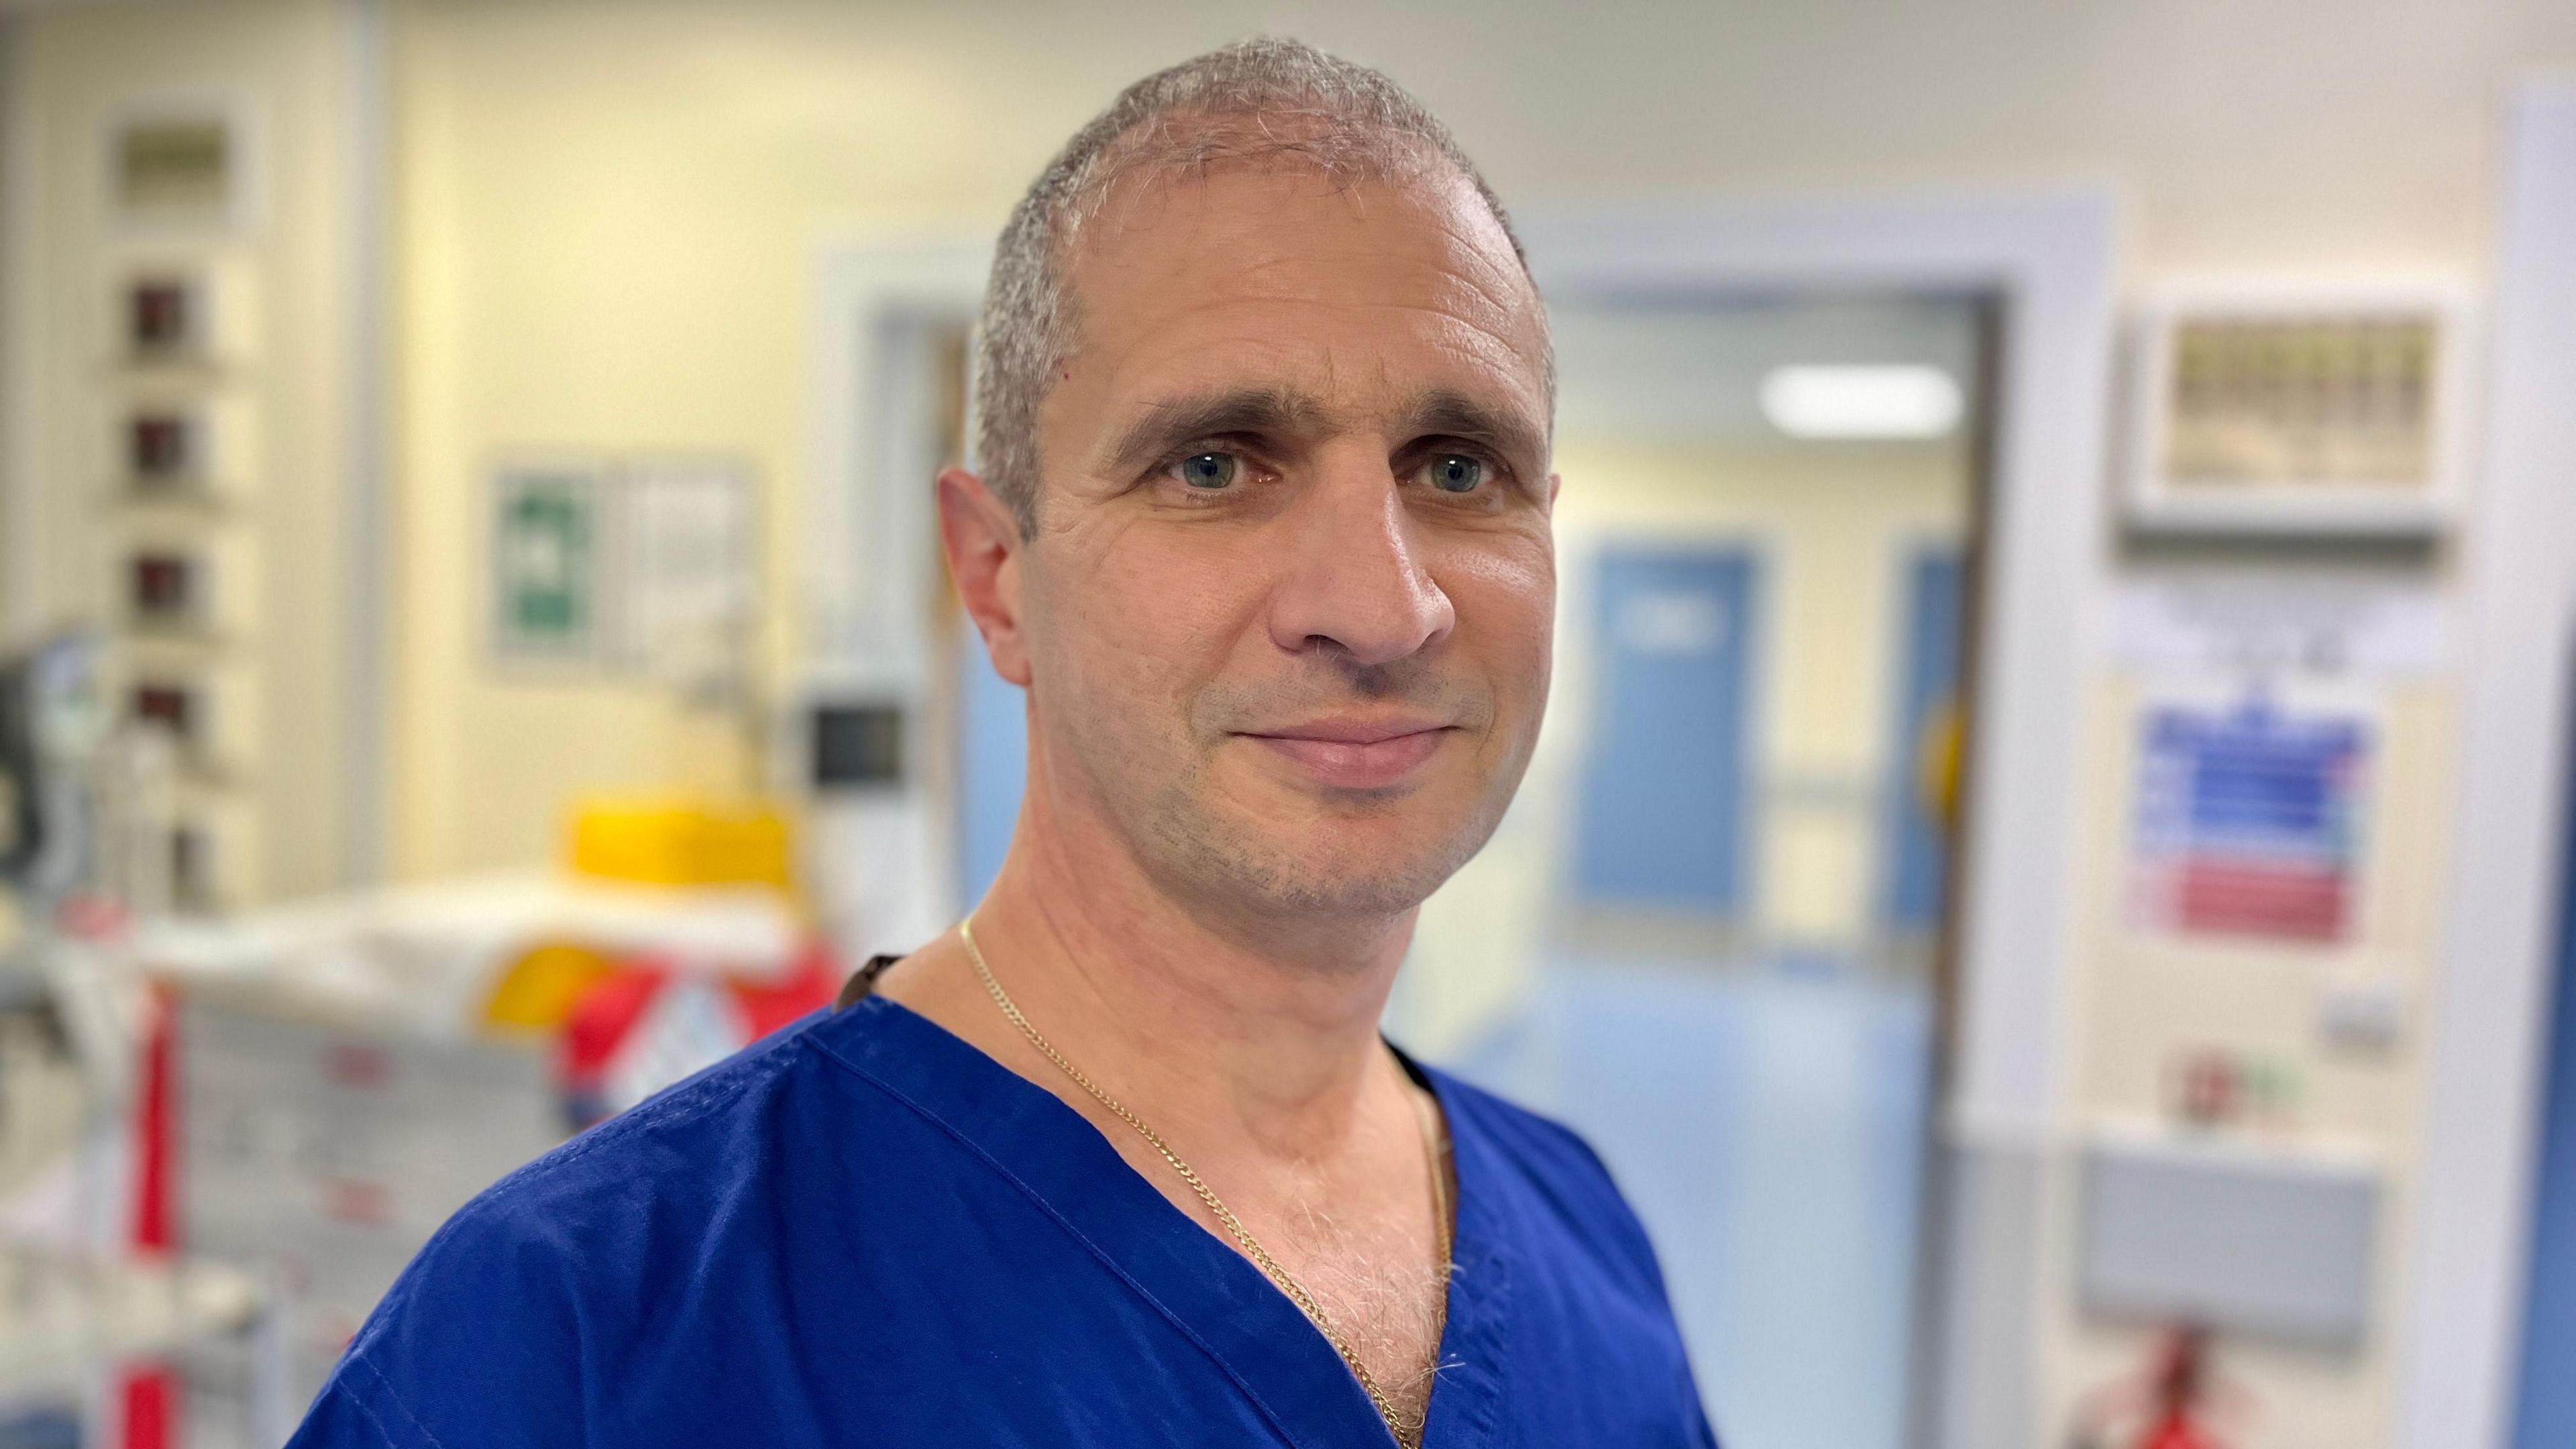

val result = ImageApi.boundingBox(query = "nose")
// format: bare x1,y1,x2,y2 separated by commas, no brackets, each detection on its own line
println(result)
1264,452,1456,667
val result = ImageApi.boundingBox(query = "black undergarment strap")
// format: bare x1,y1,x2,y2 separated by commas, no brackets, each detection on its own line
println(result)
835,954,904,1011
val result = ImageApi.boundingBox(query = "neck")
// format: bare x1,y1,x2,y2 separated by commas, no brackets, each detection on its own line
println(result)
883,737,1421,1161
967,792,1415,1152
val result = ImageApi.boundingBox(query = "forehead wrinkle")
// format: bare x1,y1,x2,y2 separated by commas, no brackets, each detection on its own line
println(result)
1163,249,1546,419
1081,166,1520,311
1069,166,1543,352
1060,191,1552,481
1110,292,1540,394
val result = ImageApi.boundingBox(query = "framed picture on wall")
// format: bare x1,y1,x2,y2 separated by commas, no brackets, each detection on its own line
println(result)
2122,278,2477,537
102,91,260,234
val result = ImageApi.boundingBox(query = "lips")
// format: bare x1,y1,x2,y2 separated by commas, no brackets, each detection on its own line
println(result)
1238,717,1456,790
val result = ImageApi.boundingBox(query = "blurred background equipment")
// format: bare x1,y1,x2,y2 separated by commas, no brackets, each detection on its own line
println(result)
3,4,2576,1449
127,794,830,1436
2068,1325,2250,1449
0,639,101,903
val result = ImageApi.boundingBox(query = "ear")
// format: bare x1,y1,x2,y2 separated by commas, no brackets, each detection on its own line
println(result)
937,466,1033,687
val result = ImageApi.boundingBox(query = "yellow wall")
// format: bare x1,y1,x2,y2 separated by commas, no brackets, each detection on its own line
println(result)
5,3,2552,1440
376,0,2576,881
383,0,1074,875
15,0,358,904
16,0,2571,898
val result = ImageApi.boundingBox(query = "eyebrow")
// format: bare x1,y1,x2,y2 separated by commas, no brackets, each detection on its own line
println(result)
1100,387,1330,477
1395,386,1551,478
1095,382,1552,481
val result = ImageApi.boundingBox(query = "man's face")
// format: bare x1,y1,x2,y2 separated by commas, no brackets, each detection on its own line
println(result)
1002,162,1556,922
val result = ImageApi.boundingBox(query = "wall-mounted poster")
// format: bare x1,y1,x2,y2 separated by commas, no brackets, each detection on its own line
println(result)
489,458,756,676
621,460,753,684
2129,694,2370,945
492,465,605,663
2111,572,2451,680
2123,279,2475,537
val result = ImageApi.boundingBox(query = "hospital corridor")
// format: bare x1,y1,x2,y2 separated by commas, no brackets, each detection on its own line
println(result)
1,3,2575,1448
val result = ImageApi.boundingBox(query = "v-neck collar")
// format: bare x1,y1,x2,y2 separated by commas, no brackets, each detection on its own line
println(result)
803,989,1513,1449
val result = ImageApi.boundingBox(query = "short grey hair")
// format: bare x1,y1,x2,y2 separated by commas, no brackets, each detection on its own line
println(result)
973,37,1546,533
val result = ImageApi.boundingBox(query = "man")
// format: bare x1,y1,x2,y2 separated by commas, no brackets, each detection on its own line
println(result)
294,38,1716,1449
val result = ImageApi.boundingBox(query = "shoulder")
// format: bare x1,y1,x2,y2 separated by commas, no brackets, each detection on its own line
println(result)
1424,1065,1673,1299
294,1014,850,1448
1425,1067,1719,1444
403,1006,826,1274
1426,1063,1625,1208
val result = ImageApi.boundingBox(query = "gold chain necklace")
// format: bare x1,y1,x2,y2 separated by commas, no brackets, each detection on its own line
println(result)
958,914,1452,1446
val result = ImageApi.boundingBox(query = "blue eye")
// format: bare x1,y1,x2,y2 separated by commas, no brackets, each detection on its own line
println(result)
1179,453,1238,489
1423,453,1485,493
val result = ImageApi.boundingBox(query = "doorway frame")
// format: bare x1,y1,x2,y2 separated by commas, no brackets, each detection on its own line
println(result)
2424,83,2576,1449
810,193,2126,1444
804,231,991,702
802,233,991,955
1519,189,2118,1449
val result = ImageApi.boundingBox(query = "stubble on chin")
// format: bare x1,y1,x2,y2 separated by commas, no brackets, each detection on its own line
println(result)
1055,651,1536,930
1120,733,1518,928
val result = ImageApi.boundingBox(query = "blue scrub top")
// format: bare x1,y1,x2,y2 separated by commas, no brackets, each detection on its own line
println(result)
290,979,1719,1448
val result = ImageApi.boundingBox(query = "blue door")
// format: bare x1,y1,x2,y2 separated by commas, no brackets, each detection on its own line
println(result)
1572,547,1759,915
1883,549,1965,930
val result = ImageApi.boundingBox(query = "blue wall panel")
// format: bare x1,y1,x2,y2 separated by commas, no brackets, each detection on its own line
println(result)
1884,550,1965,929
956,631,1026,910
